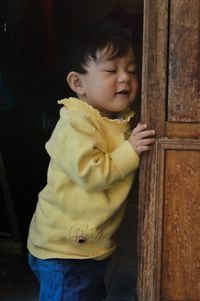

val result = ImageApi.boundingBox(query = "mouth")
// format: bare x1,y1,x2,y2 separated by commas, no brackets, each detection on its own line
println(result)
116,89,130,96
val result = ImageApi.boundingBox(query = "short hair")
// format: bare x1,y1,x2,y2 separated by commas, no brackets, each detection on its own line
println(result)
67,20,134,74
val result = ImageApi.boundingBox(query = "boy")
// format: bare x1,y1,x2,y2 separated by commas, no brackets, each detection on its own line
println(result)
27,22,155,301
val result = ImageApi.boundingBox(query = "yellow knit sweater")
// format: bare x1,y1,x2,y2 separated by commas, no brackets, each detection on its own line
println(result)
27,97,140,260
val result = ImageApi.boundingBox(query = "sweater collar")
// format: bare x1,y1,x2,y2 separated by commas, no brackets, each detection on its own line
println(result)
58,97,134,127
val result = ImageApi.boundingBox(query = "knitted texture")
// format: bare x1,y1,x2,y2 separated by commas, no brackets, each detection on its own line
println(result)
27,97,139,260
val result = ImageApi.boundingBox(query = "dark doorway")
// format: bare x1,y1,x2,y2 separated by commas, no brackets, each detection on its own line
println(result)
0,1,143,299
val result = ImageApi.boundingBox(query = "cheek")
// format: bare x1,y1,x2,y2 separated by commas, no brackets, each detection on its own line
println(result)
102,77,116,90
94,79,113,93
132,79,139,92
136,79,139,88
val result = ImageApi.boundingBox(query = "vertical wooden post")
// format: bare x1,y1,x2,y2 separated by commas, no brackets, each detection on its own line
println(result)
137,0,168,300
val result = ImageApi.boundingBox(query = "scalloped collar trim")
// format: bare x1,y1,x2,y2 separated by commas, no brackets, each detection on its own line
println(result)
58,97,134,127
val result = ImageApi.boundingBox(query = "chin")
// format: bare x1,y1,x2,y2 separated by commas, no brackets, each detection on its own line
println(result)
118,104,130,111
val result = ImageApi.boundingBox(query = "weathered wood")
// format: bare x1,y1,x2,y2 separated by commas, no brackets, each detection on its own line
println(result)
139,1,200,300
148,139,200,301
140,0,167,135
162,148,200,300
166,122,200,138
168,0,200,122
137,0,168,300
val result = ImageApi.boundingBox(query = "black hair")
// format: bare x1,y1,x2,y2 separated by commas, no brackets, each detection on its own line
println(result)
67,20,134,74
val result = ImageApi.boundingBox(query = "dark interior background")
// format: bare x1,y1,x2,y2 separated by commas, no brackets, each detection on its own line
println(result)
0,0,143,250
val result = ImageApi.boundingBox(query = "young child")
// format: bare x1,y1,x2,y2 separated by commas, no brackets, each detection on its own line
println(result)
27,22,155,301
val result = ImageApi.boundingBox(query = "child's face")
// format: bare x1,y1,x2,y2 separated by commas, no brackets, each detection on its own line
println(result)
79,46,139,118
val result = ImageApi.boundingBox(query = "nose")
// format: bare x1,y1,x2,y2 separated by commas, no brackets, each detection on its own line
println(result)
117,71,130,83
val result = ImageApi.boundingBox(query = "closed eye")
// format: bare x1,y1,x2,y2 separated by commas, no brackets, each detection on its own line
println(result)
128,70,136,74
105,70,116,73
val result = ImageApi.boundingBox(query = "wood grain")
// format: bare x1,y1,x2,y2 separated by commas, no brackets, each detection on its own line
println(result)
138,1,200,300
137,0,168,300
162,149,200,300
166,122,200,138
168,0,200,122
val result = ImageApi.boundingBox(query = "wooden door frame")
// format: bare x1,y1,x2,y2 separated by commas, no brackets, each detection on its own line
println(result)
137,0,169,300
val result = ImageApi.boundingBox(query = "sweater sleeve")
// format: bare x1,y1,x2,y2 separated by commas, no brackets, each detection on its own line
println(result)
46,114,140,192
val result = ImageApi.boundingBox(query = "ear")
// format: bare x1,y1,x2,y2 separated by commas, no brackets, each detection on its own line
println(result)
67,72,85,95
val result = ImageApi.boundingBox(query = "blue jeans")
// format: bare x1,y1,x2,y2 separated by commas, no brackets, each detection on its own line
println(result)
28,253,109,301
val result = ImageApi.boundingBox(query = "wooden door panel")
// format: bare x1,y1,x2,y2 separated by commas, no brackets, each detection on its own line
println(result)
166,122,200,139
138,1,200,300
162,149,200,300
168,0,200,122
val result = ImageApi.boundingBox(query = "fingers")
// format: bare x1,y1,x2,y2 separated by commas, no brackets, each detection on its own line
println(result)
129,123,156,156
134,130,155,140
135,138,155,146
131,138,155,154
131,123,155,138
136,145,152,153
130,124,155,141
131,123,147,135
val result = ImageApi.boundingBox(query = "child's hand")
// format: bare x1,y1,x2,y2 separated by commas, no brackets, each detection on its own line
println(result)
129,123,156,156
